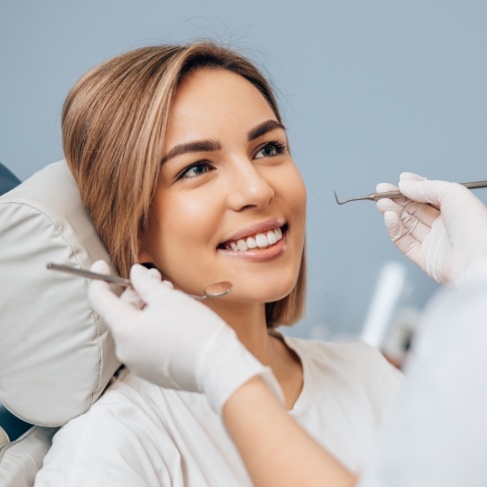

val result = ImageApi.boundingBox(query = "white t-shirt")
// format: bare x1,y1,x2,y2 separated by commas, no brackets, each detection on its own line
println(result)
35,336,401,487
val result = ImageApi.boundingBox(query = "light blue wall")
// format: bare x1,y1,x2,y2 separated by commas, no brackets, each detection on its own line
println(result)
2,1,486,338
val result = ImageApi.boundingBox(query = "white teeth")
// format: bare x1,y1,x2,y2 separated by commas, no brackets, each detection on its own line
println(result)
237,239,248,251
255,233,268,248
267,230,277,245
223,226,284,252
246,236,257,249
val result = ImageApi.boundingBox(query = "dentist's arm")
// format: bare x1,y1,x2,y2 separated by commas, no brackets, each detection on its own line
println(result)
376,173,487,284
357,262,487,487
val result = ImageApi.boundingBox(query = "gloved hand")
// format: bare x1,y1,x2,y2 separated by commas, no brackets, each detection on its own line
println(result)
88,260,283,413
376,172,487,285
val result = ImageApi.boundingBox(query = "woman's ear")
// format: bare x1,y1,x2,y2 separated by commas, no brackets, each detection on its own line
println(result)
137,245,153,265
137,245,168,279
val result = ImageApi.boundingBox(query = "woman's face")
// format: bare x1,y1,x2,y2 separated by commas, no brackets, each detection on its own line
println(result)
139,68,306,305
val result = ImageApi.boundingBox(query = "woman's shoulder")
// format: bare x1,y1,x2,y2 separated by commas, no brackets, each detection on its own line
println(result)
282,335,402,429
52,369,177,445
282,334,402,390
282,334,386,365
35,371,185,486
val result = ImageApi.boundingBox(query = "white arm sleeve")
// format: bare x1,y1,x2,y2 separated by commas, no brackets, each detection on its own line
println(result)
358,262,487,487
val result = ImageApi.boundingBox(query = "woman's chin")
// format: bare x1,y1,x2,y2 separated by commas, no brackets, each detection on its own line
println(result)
230,281,297,304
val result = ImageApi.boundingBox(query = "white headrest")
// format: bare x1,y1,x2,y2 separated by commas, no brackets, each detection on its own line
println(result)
0,161,121,426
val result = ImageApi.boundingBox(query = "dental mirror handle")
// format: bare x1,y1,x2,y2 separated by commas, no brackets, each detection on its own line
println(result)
46,263,232,299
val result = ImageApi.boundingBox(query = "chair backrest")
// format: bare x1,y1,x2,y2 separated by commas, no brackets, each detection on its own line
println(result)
0,162,41,487
0,161,121,485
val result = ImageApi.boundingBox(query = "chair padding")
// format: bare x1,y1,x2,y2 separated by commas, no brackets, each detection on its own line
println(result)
0,426,57,487
0,161,121,426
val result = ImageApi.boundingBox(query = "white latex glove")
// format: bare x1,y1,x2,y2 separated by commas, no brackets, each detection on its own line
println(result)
376,172,487,285
88,260,283,413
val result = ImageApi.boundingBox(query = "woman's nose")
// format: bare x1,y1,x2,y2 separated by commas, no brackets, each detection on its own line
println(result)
226,160,275,212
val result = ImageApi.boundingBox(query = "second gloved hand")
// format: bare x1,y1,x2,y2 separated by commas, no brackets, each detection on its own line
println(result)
88,261,283,413
376,173,487,285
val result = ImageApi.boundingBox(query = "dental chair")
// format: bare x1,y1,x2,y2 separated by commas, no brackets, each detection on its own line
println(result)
0,161,122,486
0,162,20,195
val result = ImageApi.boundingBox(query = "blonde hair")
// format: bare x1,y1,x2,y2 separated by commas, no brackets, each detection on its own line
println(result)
62,41,306,327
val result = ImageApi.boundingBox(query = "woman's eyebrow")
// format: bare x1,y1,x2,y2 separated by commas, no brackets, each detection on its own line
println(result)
161,120,285,164
247,120,286,141
161,140,221,164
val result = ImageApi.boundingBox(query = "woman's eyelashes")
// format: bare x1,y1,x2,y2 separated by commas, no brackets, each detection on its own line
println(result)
254,140,287,159
176,160,214,180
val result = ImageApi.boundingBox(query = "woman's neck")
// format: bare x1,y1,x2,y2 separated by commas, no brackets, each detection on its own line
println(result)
204,300,271,364
204,300,303,410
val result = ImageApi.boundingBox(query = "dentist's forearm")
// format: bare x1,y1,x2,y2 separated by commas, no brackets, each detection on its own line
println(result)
222,376,357,487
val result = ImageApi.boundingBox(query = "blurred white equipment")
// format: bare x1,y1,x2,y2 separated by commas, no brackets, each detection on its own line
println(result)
361,261,408,348
361,261,419,367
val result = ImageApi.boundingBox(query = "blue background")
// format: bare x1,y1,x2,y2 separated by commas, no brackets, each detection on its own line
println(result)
1,0,486,338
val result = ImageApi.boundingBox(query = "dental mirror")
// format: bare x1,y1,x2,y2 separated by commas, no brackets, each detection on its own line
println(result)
46,263,233,300
186,281,233,299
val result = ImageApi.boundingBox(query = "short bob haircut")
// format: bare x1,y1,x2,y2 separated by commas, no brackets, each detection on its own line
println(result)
62,41,306,328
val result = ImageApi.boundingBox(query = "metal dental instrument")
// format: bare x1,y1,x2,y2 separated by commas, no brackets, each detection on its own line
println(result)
46,263,233,299
334,180,487,205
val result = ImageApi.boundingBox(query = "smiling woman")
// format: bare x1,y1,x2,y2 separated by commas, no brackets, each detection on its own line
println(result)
138,69,307,327
34,42,401,487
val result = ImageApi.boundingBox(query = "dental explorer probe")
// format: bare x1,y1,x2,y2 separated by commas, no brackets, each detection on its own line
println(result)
334,180,487,205
46,263,233,299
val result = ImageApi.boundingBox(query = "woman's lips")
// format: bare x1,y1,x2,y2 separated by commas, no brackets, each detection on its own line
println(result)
217,228,288,263
220,218,286,243
221,226,283,252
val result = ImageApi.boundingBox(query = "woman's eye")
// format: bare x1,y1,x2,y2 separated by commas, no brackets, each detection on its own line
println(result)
255,141,287,159
178,161,212,179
